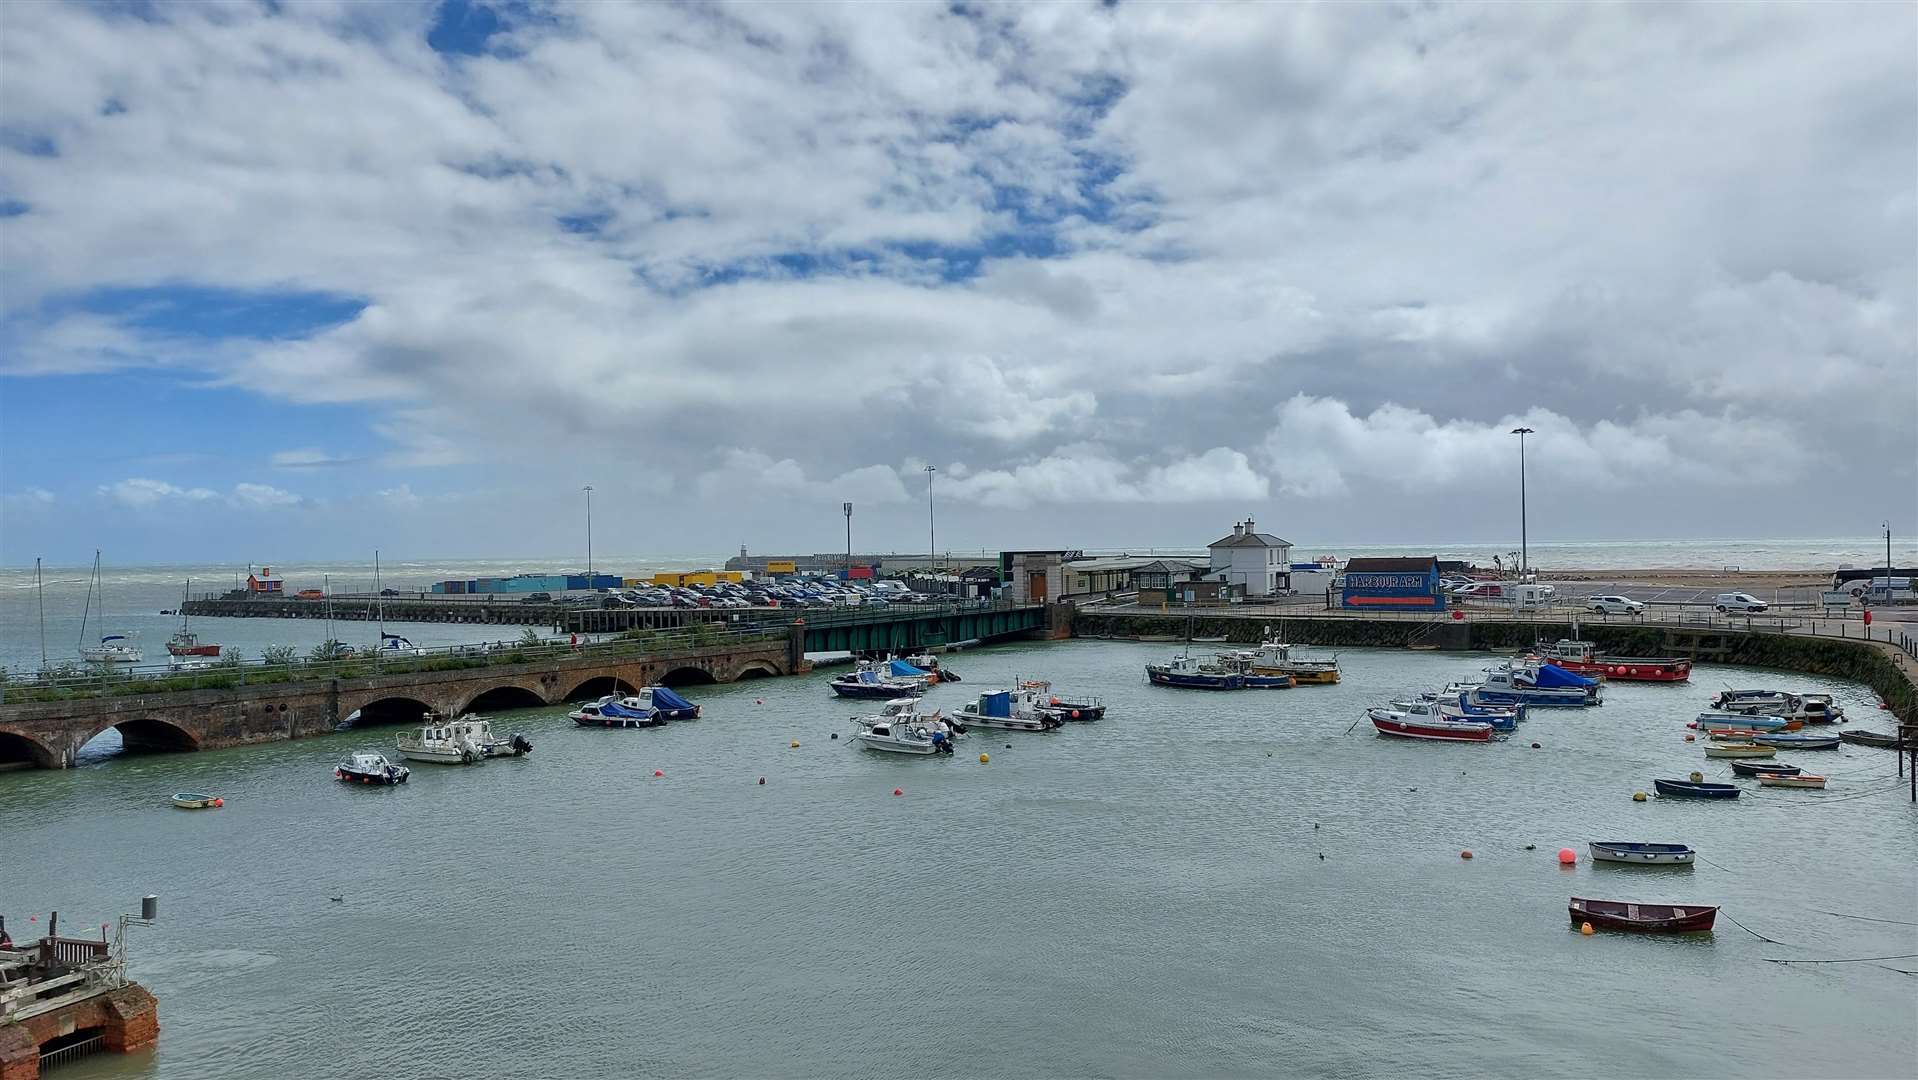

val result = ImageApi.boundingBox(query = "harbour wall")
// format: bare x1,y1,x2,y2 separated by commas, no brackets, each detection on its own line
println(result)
1069,611,1918,725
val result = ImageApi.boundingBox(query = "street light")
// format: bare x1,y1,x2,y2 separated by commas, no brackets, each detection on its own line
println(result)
582,485,595,585
1885,520,1894,591
1510,427,1534,578
925,464,937,581
844,502,854,579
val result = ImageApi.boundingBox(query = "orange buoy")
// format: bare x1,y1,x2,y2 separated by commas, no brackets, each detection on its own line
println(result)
212,798,224,807
1683,734,1695,742
892,788,903,797
1580,922,1595,936
1557,848,1576,865
1460,850,1474,860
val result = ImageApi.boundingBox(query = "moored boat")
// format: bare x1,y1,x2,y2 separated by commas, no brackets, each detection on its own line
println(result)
396,714,488,765
336,750,409,785
1730,759,1801,777
1589,842,1695,866
1652,778,1739,799
1395,697,1517,733
1019,680,1105,721
1534,639,1691,682
1714,691,1842,724
1751,732,1839,750
170,792,224,809
831,664,928,699
1838,729,1906,748
1569,896,1717,933
1241,638,1341,685
1146,654,1243,690
1217,652,1294,688
1470,662,1602,707
1696,712,1794,732
1758,773,1827,789
570,696,665,727
1367,707,1495,742
954,689,1062,731
1704,743,1776,759
850,699,958,755
166,579,221,656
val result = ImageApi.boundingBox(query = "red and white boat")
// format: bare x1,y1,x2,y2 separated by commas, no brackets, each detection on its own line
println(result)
165,579,221,657
1532,639,1689,682
1366,707,1495,742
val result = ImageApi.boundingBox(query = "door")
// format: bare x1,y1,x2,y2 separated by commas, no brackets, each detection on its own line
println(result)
1029,571,1047,602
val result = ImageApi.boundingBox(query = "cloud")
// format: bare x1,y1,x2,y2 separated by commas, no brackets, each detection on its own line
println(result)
271,448,357,469
232,482,304,508
696,450,909,505
98,478,218,507
933,445,1269,509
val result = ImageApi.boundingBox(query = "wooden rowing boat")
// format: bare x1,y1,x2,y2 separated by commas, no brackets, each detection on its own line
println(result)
170,792,223,809
1704,743,1775,758
1838,730,1906,748
1730,759,1801,778
1653,779,1739,799
1589,842,1696,865
1758,773,1826,789
1570,896,1718,933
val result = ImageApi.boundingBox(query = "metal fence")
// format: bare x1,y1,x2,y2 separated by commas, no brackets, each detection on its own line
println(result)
39,1033,106,1071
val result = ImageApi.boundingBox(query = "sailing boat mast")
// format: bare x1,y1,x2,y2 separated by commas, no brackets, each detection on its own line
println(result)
375,550,385,637
324,573,334,646
181,579,191,634
35,557,47,669
78,550,99,652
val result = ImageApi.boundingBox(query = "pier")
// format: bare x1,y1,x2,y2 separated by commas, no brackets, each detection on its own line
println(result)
0,920,158,1079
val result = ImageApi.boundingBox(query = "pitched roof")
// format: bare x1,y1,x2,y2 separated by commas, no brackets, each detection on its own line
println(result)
1343,557,1439,573
1209,531,1291,549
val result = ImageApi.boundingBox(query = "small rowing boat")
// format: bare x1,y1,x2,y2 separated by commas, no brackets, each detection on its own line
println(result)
1696,713,1794,731
1838,729,1906,749
170,792,223,809
1758,773,1826,789
1589,842,1695,866
1653,779,1739,799
1704,743,1775,759
1752,732,1839,750
1730,759,1801,778
1570,896,1718,933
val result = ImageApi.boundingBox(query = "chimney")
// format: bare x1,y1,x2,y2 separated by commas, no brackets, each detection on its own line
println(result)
1232,522,1243,537
1245,518,1255,534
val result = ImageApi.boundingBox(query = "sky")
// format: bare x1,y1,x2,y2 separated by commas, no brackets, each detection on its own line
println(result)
1,1,1915,566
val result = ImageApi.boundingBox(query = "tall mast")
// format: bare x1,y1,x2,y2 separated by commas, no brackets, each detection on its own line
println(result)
36,557,47,668
78,550,99,650
182,579,191,633
375,550,385,637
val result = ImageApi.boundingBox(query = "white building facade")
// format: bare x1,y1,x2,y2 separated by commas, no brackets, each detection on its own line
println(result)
1207,519,1293,597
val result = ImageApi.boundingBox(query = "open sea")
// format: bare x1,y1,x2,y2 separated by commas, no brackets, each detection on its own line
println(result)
2,639,1915,1079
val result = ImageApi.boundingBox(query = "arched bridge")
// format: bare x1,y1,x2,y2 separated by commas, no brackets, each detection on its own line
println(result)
0,630,802,770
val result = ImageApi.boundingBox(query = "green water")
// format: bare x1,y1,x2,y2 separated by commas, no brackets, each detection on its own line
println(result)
4,640,1913,1079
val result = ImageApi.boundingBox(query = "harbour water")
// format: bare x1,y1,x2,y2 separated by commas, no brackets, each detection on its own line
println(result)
4,640,1912,1079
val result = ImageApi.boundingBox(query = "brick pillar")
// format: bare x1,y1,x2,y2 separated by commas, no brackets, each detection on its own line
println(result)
787,620,807,673
101,983,159,1054
0,1024,38,1080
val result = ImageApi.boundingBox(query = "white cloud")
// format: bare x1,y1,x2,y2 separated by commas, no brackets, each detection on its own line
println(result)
232,482,303,508
98,478,218,507
696,450,909,505
933,445,1269,509
271,448,356,469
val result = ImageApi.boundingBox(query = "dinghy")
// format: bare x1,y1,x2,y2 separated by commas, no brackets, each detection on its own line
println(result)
1570,896,1717,933
1588,842,1695,866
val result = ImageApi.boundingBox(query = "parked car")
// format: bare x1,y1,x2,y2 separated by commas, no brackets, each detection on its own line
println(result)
1714,592,1768,614
1588,595,1644,615
521,592,553,603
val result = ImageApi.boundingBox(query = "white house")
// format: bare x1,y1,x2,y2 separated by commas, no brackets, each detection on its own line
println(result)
1207,519,1292,597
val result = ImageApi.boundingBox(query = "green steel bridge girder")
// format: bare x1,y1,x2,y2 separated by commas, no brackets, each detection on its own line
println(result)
799,605,1045,654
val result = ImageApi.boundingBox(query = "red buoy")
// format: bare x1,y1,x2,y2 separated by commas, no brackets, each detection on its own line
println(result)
653,769,664,777
1460,850,1474,860
893,788,903,796
1557,848,1576,865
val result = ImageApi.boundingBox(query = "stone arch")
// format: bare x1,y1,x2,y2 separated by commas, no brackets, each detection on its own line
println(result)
353,696,435,728
734,661,781,680
78,716,201,759
563,675,638,702
0,729,58,770
657,665,717,688
459,685,547,714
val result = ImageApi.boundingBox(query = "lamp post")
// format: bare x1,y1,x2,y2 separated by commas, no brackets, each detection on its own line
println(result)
925,465,937,580
1885,520,1894,591
582,485,595,586
1510,427,1534,578
844,502,854,580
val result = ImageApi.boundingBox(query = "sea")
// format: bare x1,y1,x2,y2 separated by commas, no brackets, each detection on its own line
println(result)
3,538,1914,673
2,641,1912,1079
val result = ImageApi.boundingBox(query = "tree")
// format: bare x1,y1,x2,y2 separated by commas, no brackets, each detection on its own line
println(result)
518,626,544,647
261,644,298,667
214,650,244,668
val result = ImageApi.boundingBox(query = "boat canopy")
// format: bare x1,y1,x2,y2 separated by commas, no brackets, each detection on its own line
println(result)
1529,663,1598,689
648,685,696,712
888,659,931,677
980,691,1013,718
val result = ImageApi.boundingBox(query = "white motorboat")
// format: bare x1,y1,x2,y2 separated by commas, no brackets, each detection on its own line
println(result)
953,687,1062,731
395,713,528,764
376,633,424,657
850,699,959,755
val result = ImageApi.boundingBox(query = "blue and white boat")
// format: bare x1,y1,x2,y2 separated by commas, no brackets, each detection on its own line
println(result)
1752,731,1839,750
569,687,700,727
1146,654,1243,690
1412,695,1519,732
1467,663,1601,707
831,663,928,699
1696,712,1793,731
1589,842,1696,866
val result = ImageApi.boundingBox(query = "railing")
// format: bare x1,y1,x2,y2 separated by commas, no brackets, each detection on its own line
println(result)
40,1033,106,1071
42,937,109,967
0,622,794,705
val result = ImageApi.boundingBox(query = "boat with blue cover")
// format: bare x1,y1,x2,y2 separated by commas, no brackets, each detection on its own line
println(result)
569,686,700,727
1589,842,1695,865
1146,653,1243,690
1468,663,1601,707
954,688,1062,731
1394,698,1516,732
1653,778,1740,799
831,663,928,700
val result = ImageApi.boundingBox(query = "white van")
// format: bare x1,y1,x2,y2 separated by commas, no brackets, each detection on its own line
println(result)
1714,592,1768,613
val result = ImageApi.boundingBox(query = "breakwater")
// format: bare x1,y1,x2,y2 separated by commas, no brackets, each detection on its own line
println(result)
1069,610,1918,726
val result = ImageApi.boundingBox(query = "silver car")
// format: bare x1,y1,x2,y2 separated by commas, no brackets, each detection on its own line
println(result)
1588,594,1644,615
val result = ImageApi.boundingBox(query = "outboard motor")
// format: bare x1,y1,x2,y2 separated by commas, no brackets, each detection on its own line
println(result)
942,669,961,682
511,733,534,755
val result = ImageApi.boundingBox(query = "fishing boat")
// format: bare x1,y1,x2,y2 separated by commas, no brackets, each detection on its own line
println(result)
849,699,958,755
830,663,928,700
396,714,489,764
1367,707,1495,742
1696,712,1794,732
1145,653,1243,690
900,654,959,682
1534,639,1691,682
954,689,1062,731
1395,698,1517,733
1838,729,1906,749
1730,759,1801,777
335,751,409,785
1752,732,1839,750
1424,692,1522,730
170,792,224,809
1018,680,1105,721
570,695,664,728
1758,773,1827,789
1470,663,1602,707
1216,652,1295,688
1704,743,1775,759
1653,778,1739,799
1588,842,1695,866
166,579,221,656
1714,691,1843,724
1569,896,1718,933
1241,636,1341,685
77,551,144,663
